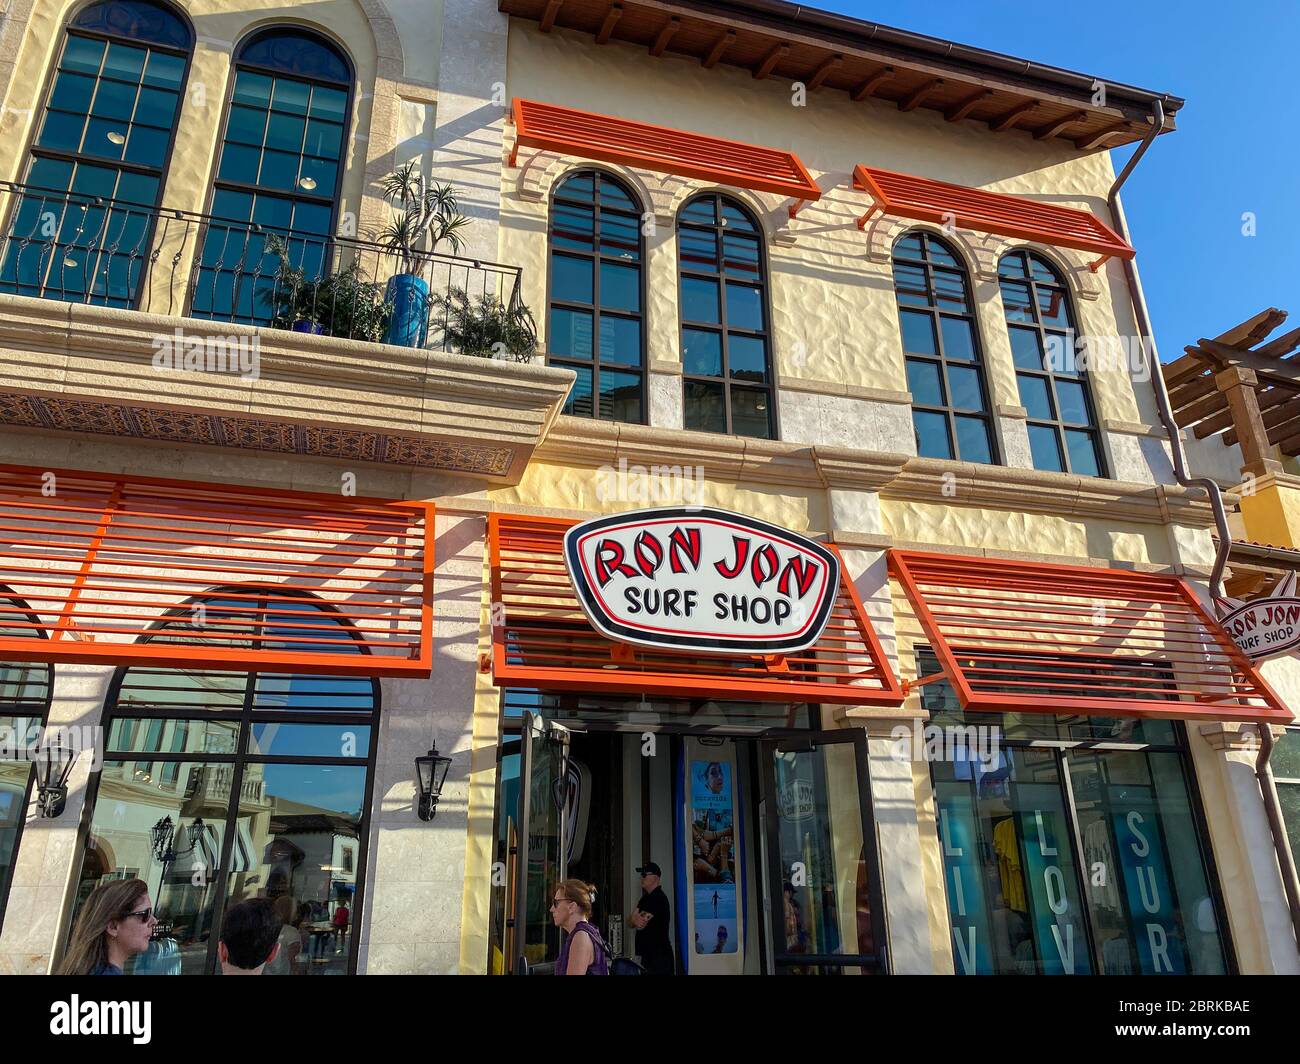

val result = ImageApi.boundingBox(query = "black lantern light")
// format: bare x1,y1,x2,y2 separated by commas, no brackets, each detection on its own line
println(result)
151,815,205,863
414,743,453,821
150,815,176,863
33,743,77,818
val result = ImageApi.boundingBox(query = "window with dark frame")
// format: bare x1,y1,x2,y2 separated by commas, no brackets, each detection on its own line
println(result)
916,646,1233,976
677,193,775,439
892,230,998,464
0,593,54,943
547,170,646,423
0,0,193,308
998,249,1107,477
191,28,352,326
64,587,379,976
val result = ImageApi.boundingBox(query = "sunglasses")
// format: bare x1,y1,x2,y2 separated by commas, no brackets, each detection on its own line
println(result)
124,907,153,922
550,898,570,909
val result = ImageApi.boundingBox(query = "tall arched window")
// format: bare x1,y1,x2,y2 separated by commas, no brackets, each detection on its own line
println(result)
0,592,53,940
0,0,192,306
192,29,352,325
677,194,774,438
66,587,378,976
547,170,645,422
998,250,1106,477
892,231,998,463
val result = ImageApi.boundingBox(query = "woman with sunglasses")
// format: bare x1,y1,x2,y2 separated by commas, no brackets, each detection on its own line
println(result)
550,879,608,975
59,878,158,975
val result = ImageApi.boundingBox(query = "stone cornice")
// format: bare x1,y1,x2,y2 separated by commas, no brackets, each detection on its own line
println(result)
534,418,1225,528
0,296,576,482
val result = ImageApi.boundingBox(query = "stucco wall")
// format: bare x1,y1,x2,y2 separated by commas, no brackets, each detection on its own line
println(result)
499,22,1168,462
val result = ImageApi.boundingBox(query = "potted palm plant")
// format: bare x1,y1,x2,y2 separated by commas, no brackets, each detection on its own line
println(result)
264,235,392,342
428,286,538,362
377,162,471,348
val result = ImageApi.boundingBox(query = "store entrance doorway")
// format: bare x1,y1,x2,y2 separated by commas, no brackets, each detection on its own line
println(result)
500,708,887,975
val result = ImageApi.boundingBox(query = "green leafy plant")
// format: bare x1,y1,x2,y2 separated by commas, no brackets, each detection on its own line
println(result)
428,286,537,361
264,235,392,342
377,162,472,277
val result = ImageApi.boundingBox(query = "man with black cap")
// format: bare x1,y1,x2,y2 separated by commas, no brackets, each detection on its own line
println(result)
630,861,674,974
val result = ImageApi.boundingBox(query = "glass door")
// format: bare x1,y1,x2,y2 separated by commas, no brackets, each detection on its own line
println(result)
508,713,571,975
759,730,887,974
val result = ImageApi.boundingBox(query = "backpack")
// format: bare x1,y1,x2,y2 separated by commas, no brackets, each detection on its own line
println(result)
595,933,644,975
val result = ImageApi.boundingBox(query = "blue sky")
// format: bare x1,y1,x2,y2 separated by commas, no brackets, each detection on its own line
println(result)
814,0,1298,360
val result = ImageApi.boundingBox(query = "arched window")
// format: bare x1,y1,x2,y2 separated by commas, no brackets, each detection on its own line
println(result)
892,231,997,463
677,194,774,438
66,587,378,976
0,591,53,940
547,170,645,422
192,29,352,325
0,0,192,306
998,250,1106,477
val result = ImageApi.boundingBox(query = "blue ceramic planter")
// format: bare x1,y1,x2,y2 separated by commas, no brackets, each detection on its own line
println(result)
384,273,430,348
291,319,324,334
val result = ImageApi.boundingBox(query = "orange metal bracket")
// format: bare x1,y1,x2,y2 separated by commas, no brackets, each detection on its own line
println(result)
852,164,1135,260
510,97,822,202
487,513,903,706
0,465,436,677
889,548,1289,723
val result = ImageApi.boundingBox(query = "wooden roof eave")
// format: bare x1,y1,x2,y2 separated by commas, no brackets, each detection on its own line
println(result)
499,0,1180,150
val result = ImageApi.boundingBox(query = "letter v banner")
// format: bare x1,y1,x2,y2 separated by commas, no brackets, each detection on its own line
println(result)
562,507,840,655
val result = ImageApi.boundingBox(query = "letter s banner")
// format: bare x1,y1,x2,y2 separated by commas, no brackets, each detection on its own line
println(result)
563,507,840,655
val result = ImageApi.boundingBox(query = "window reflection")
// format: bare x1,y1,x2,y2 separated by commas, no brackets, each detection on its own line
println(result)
892,230,997,464
67,589,378,975
677,193,773,439
548,170,645,424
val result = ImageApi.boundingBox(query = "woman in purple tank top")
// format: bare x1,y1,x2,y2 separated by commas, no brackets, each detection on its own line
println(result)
551,879,608,975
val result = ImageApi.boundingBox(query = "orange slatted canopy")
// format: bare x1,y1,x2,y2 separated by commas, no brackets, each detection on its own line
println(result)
0,465,434,676
487,514,902,705
853,164,1134,267
511,97,822,202
889,550,1290,723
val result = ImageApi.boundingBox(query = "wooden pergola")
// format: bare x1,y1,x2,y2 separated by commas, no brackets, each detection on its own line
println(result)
1164,309,1300,477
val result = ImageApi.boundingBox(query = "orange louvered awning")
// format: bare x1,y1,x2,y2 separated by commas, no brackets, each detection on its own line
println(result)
510,97,822,202
487,514,902,705
889,550,1290,723
853,164,1135,266
0,466,434,676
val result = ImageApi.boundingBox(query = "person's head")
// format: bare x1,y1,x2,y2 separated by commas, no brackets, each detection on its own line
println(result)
637,862,662,891
219,897,281,974
59,878,156,975
550,879,596,930
704,762,725,794
716,925,728,942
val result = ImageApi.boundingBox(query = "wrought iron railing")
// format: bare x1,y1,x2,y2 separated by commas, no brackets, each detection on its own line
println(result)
0,181,532,355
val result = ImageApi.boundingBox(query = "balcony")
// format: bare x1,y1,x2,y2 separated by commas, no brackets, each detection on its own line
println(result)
0,182,574,483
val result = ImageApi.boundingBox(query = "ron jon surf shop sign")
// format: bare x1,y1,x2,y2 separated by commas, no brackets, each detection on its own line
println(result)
563,507,840,655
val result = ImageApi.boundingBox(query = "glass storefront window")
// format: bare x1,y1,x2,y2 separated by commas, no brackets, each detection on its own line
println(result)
770,740,878,974
67,590,378,975
920,648,1230,974
934,748,1092,974
0,599,53,939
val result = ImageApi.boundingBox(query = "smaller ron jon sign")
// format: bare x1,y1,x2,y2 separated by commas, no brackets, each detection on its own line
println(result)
563,507,841,655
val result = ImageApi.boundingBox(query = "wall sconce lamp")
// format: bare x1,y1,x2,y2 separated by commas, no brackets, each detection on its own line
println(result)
415,744,453,821
33,744,77,818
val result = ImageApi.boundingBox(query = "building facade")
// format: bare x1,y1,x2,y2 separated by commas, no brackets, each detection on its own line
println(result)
0,0,1296,976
